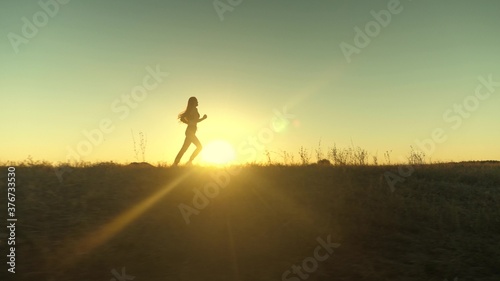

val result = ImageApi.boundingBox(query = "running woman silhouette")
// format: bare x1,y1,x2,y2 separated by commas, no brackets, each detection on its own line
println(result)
173,97,207,166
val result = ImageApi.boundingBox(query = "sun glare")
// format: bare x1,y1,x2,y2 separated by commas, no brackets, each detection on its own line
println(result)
201,140,236,165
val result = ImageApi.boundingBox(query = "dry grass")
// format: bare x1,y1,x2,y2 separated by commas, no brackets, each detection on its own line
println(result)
0,162,499,280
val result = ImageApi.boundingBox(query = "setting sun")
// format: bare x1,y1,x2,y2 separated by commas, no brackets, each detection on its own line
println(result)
201,140,236,165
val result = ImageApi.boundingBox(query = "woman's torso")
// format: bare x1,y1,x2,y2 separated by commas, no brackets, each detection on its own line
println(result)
185,108,199,133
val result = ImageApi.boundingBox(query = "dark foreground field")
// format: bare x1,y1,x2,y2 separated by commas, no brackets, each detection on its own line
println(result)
1,163,500,281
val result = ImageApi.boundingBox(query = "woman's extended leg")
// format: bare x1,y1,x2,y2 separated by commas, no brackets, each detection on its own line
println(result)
173,136,192,166
187,135,202,164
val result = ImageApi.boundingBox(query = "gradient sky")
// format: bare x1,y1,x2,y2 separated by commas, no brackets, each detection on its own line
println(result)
1,0,499,164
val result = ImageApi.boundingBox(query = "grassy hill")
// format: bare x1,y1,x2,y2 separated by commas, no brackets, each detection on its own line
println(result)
1,162,499,280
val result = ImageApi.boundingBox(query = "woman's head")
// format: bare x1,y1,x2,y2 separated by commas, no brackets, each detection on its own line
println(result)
178,96,198,123
187,96,198,108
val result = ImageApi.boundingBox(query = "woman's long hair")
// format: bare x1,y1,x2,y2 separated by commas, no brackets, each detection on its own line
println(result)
178,97,197,124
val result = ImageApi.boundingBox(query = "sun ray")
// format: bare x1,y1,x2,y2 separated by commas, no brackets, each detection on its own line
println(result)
57,170,192,270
